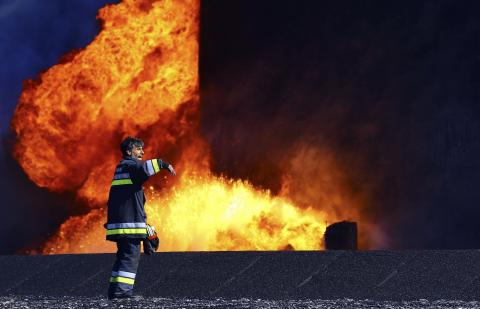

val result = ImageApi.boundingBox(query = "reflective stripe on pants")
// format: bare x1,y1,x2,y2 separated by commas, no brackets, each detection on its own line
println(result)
108,238,141,298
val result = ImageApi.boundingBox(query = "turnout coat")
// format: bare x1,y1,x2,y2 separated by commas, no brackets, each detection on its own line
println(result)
105,157,169,241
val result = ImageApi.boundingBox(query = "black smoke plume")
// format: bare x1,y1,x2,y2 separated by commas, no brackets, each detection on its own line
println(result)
200,0,480,249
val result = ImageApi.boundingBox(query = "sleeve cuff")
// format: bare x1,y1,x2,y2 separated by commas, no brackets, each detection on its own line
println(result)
157,159,170,169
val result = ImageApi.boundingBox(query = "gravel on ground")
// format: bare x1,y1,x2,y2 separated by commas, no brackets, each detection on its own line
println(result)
1,296,480,309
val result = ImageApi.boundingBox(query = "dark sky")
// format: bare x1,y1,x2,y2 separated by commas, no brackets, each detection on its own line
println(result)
2,0,480,253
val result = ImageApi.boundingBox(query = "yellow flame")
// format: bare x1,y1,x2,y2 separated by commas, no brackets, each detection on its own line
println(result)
43,172,327,254
148,173,327,251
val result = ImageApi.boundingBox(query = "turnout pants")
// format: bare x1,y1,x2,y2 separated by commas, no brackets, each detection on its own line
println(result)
108,238,141,298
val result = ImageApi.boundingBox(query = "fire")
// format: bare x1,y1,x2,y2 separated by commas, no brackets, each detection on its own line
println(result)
12,0,198,199
43,172,331,253
156,174,328,251
12,0,372,254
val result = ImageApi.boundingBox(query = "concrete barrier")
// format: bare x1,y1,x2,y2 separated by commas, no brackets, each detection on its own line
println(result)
1,250,480,300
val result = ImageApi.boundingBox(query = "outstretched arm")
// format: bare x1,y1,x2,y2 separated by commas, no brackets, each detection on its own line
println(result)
124,158,176,183
143,158,175,177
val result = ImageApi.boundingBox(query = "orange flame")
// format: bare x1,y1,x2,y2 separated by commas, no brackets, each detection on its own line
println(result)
12,0,376,254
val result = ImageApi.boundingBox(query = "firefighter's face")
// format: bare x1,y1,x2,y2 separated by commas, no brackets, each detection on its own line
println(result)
128,145,144,160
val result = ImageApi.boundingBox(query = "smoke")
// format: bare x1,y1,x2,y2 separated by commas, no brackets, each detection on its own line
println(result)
200,0,480,249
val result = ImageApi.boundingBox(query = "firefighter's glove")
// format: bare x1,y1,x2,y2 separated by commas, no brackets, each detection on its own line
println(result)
143,224,159,255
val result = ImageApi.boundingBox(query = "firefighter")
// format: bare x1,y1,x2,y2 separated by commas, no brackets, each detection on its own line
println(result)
106,136,175,300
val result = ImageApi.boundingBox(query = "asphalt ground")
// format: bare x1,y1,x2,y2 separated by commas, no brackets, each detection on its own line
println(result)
2,250,480,302
1,296,480,309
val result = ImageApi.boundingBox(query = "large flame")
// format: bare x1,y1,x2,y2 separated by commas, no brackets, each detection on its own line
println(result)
12,0,373,254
